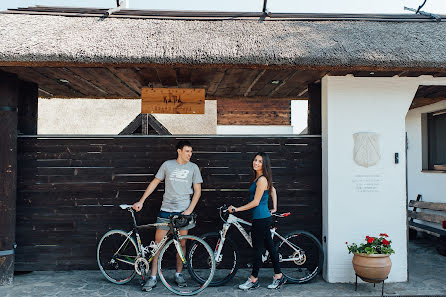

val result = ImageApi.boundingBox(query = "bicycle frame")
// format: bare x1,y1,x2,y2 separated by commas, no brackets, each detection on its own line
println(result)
114,207,187,266
215,212,303,264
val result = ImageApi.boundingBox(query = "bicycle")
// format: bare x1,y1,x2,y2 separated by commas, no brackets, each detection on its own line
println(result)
97,204,216,296
188,205,324,286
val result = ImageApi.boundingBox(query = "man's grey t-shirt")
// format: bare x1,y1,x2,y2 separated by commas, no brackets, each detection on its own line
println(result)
155,160,203,212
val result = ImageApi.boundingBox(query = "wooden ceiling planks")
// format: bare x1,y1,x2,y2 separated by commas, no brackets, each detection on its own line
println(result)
273,70,326,97
410,85,446,109
107,67,144,95
212,68,262,98
4,66,85,98
1,65,446,100
246,69,295,97
37,67,108,97
410,97,446,109
352,70,401,77
415,85,446,99
136,67,163,88
205,69,226,96
175,67,192,88
69,67,139,98
188,68,221,90
155,67,177,87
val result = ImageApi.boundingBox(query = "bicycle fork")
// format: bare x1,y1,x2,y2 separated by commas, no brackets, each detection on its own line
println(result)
172,231,187,264
214,223,231,263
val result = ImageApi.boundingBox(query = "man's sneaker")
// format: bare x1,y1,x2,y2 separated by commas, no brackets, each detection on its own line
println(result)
175,273,187,287
238,278,260,290
141,277,157,292
267,275,287,289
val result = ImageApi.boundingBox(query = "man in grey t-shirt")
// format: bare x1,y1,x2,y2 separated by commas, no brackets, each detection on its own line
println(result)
155,159,203,213
132,140,203,291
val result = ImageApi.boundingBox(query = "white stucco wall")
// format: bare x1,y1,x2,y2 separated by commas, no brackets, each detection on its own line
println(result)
39,99,303,135
291,100,308,134
38,98,140,134
322,76,419,283
38,99,216,135
406,100,446,223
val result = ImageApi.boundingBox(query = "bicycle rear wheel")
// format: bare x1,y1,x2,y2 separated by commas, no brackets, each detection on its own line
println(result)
158,235,215,296
187,232,239,286
97,230,138,284
276,231,323,283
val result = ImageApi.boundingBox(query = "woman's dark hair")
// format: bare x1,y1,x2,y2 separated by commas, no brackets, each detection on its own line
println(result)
251,152,273,192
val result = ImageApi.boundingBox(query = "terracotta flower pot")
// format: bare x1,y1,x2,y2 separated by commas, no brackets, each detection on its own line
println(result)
352,253,392,283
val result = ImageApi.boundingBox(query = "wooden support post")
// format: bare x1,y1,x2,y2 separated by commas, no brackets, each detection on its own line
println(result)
17,80,38,135
0,71,19,285
148,114,171,135
141,114,149,135
307,82,322,135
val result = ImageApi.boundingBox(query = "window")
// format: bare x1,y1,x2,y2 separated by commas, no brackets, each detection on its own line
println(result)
426,110,446,170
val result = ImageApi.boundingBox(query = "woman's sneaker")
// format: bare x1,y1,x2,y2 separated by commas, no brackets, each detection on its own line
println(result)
238,278,260,290
267,275,287,289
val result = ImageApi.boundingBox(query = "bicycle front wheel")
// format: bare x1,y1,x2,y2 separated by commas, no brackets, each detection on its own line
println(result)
97,229,138,284
276,231,323,283
158,235,215,296
187,232,239,286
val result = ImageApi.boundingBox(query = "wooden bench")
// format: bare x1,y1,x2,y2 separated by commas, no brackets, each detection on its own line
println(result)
408,196,446,256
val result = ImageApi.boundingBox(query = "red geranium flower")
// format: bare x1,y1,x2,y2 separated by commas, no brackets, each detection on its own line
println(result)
347,233,394,255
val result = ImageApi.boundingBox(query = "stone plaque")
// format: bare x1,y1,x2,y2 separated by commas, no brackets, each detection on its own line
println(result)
353,132,381,168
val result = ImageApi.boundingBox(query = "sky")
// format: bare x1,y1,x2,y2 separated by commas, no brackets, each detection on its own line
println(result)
1,0,446,14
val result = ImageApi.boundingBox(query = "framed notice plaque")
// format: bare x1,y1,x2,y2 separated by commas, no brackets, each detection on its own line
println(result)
141,88,205,114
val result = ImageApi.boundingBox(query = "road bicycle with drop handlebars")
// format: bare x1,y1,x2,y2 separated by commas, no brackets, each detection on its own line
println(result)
96,204,216,296
187,205,324,286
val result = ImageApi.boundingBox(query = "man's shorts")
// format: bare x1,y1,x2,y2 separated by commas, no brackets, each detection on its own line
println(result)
156,210,195,231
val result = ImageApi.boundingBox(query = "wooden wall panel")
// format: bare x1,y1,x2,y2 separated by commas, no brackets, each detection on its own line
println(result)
217,99,291,125
16,136,321,270
0,72,19,284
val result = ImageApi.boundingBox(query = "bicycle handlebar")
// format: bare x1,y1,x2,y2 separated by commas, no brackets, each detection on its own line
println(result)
168,213,197,220
217,205,290,221
119,204,196,229
272,212,291,218
119,204,197,219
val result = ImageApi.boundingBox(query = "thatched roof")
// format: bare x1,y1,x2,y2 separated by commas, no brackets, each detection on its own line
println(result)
1,12,446,69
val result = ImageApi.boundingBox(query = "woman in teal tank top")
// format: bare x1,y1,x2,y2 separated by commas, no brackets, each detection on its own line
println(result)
228,152,286,290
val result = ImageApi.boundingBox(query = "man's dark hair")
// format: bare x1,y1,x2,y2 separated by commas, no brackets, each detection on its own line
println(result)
176,140,192,151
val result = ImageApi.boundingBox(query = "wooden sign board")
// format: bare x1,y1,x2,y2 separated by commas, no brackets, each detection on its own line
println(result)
141,88,205,114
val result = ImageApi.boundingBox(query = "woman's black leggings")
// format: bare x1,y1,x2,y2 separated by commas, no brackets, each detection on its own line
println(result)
251,216,281,278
